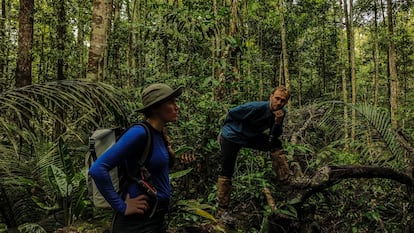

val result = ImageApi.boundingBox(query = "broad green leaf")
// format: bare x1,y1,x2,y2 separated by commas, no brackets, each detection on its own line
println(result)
170,168,193,180
47,164,72,197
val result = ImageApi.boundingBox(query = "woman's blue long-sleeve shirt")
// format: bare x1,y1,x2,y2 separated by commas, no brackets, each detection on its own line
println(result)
221,101,286,145
89,123,170,214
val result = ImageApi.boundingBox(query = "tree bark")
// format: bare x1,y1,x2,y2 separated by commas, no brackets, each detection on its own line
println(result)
56,0,66,80
297,165,414,205
15,0,34,88
373,0,380,107
339,0,349,149
77,0,86,79
214,0,239,101
278,0,290,91
343,0,356,141
127,0,137,88
87,0,110,81
0,0,5,80
386,0,398,129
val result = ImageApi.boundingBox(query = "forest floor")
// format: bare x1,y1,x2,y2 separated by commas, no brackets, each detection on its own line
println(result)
52,203,262,233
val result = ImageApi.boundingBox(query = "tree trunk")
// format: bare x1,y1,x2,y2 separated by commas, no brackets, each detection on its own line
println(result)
386,0,398,129
56,0,66,80
278,0,291,114
212,0,219,98
111,0,120,86
15,0,34,88
87,0,110,81
229,0,240,92
53,0,68,140
373,0,380,107
77,0,86,79
127,0,137,88
278,0,290,89
214,0,239,101
339,0,349,149
137,0,145,87
0,0,5,80
344,0,356,140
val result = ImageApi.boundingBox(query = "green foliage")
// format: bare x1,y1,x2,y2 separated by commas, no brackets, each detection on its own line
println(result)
352,103,405,164
0,80,131,228
307,179,412,232
43,138,87,225
1,0,413,231
170,168,193,180
175,199,217,223
17,223,47,233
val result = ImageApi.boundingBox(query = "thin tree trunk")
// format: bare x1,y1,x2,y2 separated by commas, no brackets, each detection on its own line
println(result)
137,0,145,87
279,53,283,85
278,0,291,113
386,0,398,129
259,22,264,99
127,0,137,88
52,0,67,140
38,28,44,82
111,0,120,86
87,0,110,81
5,0,10,80
373,0,380,107
56,0,66,80
278,0,289,88
0,0,5,80
214,0,238,101
103,0,113,82
344,0,356,140
77,0,86,79
229,0,240,93
339,0,349,149
15,0,34,88
212,0,219,99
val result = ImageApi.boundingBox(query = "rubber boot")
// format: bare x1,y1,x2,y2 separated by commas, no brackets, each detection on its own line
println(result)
217,176,235,225
270,150,291,182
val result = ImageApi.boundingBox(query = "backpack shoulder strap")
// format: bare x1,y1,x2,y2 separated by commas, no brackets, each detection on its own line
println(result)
136,121,153,168
124,121,153,183
118,121,154,196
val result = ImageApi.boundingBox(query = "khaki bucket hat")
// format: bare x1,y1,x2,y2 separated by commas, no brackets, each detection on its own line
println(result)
136,83,183,112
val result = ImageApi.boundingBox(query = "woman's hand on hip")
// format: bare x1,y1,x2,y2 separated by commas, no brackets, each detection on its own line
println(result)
124,193,150,215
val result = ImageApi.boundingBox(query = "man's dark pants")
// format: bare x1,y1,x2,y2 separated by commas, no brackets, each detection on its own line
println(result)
219,134,282,178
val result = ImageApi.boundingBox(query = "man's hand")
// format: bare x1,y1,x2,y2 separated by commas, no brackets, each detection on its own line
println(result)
273,109,285,124
124,193,150,215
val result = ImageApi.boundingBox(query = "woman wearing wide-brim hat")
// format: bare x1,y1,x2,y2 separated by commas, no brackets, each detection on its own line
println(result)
89,83,183,233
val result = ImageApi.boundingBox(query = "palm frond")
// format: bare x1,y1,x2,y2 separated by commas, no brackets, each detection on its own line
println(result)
288,101,406,167
17,223,47,233
1,80,131,156
352,103,405,164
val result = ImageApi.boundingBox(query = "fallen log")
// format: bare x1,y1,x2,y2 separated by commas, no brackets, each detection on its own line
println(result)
297,165,414,204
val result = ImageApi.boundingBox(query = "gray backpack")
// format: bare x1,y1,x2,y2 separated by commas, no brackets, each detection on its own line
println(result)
85,122,152,208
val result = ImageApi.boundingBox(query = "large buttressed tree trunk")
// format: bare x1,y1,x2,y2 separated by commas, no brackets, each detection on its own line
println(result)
386,0,398,129
87,0,110,81
15,0,34,88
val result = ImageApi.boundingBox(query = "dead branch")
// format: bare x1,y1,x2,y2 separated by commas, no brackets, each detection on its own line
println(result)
290,110,315,144
263,187,276,211
297,165,414,204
